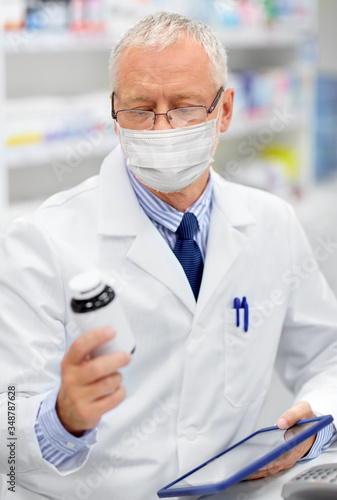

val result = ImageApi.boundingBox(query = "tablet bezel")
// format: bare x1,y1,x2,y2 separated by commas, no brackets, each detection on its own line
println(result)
157,415,333,498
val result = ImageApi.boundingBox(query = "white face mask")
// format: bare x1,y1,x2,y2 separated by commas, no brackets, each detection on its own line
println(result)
116,118,219,193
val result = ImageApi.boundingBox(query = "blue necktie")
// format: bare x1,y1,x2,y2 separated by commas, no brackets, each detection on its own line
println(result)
173,212,204,300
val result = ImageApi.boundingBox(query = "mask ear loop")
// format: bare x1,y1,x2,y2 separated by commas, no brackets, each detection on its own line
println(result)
209,94,224,158
207,90,223,127
215,92,223,121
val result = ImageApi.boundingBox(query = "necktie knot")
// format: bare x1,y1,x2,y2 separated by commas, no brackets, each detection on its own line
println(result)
176,212,199,240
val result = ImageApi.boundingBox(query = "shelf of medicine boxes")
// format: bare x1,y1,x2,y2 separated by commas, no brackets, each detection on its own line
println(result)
5,89,305,170
4,25,312,53
6,134,118,169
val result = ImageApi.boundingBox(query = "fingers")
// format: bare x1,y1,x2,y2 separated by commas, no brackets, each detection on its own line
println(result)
79,351,131,385
57,384,127,435
92,385,127,414
57,327,133,435
80,372,123,402
247,402,317,480
246,443,309,480
277,401,315,430
65,327,116,365
247,459,292,480
246,401,316,480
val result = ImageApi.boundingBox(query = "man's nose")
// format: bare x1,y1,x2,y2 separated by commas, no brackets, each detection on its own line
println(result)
152,113,174,131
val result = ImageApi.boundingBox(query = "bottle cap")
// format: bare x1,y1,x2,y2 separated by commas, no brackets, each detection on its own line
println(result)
69,270,105,301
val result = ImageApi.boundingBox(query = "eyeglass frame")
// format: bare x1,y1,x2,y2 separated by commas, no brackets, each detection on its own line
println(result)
111,87,224,129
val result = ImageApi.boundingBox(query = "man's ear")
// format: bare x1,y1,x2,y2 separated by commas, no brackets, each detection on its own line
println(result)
219,88,235,133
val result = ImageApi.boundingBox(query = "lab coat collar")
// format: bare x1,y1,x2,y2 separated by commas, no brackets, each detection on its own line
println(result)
98,148,256,235
97,146,257,315
98,145,144,236
210,169,257,228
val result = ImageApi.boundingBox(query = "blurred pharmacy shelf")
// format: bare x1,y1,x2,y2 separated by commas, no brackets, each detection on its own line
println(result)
4,31,113,53
228,114,304,139
219,28,311,49
7,135,117,169
5,92,116,169
3,26,311,54
0,31,8,228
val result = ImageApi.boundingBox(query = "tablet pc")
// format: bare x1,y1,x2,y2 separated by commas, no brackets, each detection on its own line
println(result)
157,415,333,498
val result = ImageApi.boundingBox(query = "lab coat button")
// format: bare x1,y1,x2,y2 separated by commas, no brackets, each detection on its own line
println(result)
185,426,197,441
193,326,203,339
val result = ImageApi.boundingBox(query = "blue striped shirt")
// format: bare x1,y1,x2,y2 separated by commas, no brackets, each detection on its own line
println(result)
34,388,97,469
34,166,336,467
126,166,213,259
301,418,336,461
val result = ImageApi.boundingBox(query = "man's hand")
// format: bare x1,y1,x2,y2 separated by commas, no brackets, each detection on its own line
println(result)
56,327,131,436
247,401,316,480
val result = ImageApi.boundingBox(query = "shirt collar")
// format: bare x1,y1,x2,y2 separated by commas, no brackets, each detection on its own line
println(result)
126,166,213,234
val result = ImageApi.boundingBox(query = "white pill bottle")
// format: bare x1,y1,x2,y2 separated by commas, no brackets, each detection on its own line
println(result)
69,270,135,358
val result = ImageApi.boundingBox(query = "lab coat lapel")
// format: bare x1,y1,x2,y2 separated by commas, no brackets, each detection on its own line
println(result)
97,146,196,314
195,172,257,321
127,219,196,314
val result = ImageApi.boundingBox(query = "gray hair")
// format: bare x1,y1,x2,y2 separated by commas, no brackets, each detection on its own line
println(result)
109,11,228,91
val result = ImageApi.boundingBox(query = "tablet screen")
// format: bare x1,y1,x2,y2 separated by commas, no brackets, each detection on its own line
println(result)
165,420,317,491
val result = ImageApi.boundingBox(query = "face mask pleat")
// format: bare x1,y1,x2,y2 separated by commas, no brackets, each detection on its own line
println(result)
133,161,212,191
124,136,215,153
127,146,215,169
120,119,216,138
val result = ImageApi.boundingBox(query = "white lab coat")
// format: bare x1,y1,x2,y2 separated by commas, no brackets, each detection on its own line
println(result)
0,145,337,500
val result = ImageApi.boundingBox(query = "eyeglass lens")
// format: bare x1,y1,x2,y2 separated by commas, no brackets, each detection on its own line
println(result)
116,107,208,130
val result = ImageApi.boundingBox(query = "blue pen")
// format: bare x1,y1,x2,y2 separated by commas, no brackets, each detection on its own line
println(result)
234,298,240,327
241,297,249,332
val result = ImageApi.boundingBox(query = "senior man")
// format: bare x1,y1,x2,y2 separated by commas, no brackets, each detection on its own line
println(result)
1,11,337,500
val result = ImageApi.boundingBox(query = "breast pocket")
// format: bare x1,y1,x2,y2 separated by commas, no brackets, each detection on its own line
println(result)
223,307,277,408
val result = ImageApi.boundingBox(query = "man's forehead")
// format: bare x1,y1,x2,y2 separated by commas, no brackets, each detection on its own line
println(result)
119,37,210,71
116,38,214,98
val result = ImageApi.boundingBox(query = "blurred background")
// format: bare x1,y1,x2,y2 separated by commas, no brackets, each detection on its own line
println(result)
0,0,336,425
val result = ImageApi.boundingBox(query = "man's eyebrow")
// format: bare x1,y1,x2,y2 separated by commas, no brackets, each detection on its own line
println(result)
123,94,151,103
122,92,204,103
170,91,203,101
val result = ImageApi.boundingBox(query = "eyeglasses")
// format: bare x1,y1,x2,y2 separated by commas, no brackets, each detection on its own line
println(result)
111,87,224,131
